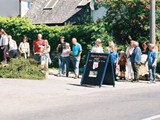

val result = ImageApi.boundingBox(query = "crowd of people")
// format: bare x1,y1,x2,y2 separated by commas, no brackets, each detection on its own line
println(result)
88,39,158,84
0,28,158,83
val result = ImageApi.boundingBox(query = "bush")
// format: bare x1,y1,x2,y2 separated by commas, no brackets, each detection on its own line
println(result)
0,17,112,68
157,52,160,73
0,58,45,80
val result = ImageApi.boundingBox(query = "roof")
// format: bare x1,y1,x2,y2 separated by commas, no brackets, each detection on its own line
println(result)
26,0,89,25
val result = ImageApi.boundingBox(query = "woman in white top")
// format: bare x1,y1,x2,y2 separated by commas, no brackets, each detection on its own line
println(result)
91,39,104,53
19,36,30,59
0,29,8,63
125,41,134,80
41,40,52,70
58,43,71,77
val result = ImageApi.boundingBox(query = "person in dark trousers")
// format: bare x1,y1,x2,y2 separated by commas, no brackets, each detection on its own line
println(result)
0,29,8,63
56,36,66,73
33,34,45,64
130,41,142,82
7,35,18,58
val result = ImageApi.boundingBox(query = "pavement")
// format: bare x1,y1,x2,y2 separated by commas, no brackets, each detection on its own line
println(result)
0,70,160,120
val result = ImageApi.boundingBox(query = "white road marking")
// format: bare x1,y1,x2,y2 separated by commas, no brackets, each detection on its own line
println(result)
142,114,160,120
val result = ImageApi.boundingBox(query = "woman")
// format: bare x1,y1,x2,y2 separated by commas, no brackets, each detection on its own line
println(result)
58,43,71,77
107,41,115,53
0,29,8,63
125,41,134,81
19,36,30,59
41,40,52,70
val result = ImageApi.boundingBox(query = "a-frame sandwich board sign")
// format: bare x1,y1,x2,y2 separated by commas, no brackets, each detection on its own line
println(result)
81,52,115,87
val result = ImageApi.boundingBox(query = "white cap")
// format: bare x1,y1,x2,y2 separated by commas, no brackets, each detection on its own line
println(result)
96,39,101,43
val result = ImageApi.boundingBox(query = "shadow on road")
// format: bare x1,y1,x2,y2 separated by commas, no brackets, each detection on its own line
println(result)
67,83,99,88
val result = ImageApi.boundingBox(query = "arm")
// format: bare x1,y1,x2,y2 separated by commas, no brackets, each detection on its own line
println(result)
19,43,23,53
28,43,30,56
56,44,60,52
78,44,82,56
152,52,158,66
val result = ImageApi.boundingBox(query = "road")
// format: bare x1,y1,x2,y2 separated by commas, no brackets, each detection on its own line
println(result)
0,76,160,120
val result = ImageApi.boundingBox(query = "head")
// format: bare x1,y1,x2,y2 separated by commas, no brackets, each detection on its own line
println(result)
23,36,28,43
134,41,139,47
8,35,12,41
148,43,155,50
109,41,115,48
120,50,125,56
37,34,42,40
65,43,70,49
60,36,65,43
44,40,49,46
72,38,77,45
95,39,101,46
130,40,134,48
0,29,7,36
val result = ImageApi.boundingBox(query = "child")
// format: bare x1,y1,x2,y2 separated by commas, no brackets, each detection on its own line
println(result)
110,47,119,80
118,51,127,80
144,43,158,84
58,43,71,77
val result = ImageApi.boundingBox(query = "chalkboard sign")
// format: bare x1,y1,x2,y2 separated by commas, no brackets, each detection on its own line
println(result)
81,53,115,87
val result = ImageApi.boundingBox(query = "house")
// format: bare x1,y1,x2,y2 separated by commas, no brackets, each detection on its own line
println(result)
0,0,34,17
26,0,107,25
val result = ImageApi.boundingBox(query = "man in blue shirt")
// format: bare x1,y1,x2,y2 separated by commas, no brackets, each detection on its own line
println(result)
144,43,157,84
130,41,142,82
71,38,82,79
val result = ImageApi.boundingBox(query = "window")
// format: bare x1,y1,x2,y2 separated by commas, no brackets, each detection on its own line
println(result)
43,0,59,10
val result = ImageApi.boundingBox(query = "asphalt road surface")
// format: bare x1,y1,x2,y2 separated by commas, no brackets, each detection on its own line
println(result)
0,77,160,120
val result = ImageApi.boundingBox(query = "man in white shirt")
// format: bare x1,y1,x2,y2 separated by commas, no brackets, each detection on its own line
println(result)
8,35,18,58
91,39,104,53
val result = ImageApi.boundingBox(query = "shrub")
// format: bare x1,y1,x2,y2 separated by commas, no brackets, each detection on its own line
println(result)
0,58,45,80
157,52,160,73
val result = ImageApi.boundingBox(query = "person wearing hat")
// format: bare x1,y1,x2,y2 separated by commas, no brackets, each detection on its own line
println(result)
144,43,158,84
118,50,127,80
91,39,104,53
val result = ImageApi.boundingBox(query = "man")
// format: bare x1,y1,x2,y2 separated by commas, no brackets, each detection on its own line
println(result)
0,29,8,63
91,39,104,53
130,41,142,82
33,34,45,63
71,38,82,79
56,36,66,73
7,35,18,58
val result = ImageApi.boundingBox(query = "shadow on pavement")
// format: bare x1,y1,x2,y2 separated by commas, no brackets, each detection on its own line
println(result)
68,83,99,88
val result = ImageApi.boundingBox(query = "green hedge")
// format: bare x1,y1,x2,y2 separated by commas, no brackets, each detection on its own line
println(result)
0,58,45,80
0,17,112,68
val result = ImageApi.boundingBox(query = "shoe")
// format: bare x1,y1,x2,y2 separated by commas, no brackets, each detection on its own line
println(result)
57,74,62,77
148,81,152,84
74,76,78,79
152,81,156,84
66,73,69,77
131,80,136,82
